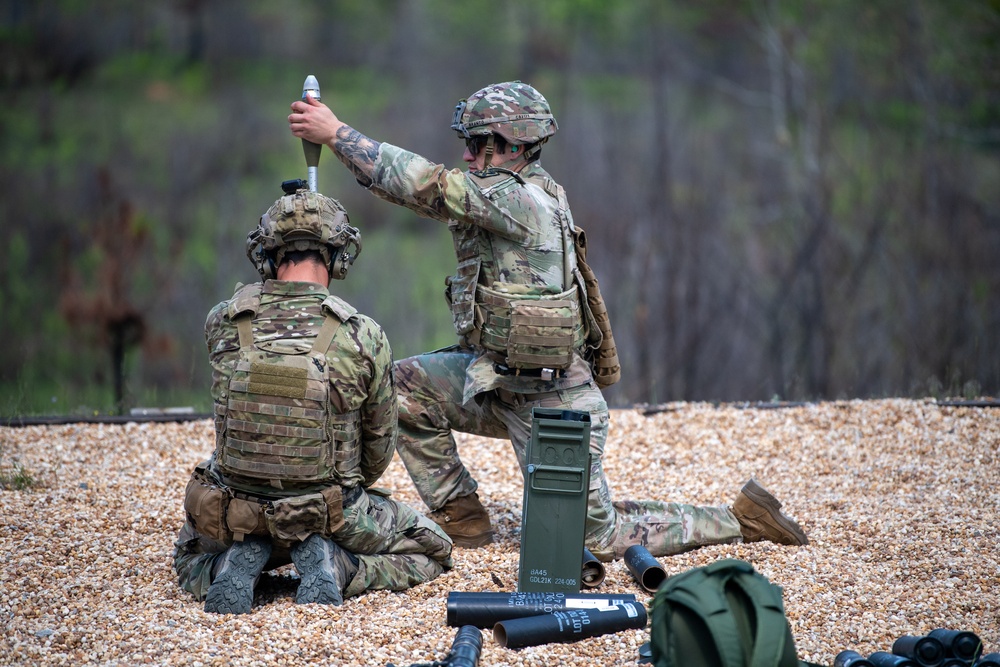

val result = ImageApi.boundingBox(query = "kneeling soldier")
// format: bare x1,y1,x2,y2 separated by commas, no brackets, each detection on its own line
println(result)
173,183,453,614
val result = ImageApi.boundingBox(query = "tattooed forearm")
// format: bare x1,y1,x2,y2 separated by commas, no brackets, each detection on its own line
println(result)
333,125,380,187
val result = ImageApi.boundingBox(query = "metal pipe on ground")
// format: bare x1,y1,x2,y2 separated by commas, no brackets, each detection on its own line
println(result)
492,602,647,649
446,592,637,628
624,545,666,593
581,548,606,588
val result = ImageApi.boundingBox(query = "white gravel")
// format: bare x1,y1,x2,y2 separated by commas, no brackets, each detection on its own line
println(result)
1,399,997,666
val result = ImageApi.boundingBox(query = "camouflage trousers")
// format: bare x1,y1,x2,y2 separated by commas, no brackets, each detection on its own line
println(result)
394,350,743,561
173,487,453,601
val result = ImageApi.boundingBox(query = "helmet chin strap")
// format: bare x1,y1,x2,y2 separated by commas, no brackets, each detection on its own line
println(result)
472,135,536,177
483,134,496,169
522,140,544,163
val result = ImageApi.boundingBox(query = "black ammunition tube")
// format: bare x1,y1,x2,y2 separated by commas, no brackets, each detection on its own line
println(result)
835,651,876,667
941,661,971,667
446,592,638,628
623,545,667,593
446,625,483,667
892,635,945,667
976,653,1000,667
492,602,647,650
928,629,983,665
869,651,919,667
581,548,606,588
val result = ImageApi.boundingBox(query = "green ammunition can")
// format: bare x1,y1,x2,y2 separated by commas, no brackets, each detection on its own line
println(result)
517,407,592,593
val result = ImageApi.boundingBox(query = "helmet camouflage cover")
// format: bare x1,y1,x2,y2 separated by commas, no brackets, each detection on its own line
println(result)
246,188,362,281
451,81,558,145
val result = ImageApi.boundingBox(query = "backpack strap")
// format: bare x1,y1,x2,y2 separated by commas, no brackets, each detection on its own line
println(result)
311,314,343,354
229,283,264,351
727,567,794,667
236,315,254,350
312,295,355,353
662,563,748,667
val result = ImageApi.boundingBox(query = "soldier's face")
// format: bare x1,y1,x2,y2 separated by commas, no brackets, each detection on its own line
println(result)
463,136,521,172
463,136,486,170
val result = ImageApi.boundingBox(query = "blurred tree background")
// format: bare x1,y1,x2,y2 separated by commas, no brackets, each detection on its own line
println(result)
1,0,997,415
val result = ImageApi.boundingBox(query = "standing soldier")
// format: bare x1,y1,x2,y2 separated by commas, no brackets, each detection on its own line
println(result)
288,82,808,560
173,184,452,614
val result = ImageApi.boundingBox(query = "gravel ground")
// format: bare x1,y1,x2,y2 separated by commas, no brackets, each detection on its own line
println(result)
1,399,998,666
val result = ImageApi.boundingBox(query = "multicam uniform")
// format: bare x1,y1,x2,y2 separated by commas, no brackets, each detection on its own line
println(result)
173,280,453,600
368,144,744,560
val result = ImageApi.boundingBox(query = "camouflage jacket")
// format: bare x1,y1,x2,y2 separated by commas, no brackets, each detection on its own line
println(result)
369,144,593,403
205,280,397,493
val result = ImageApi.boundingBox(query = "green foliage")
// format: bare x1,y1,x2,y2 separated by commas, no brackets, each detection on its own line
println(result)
1,232,30,317
0,459,36,491
0,0,997,410
95,51,207,92
578,76,649,113
331,226,458,360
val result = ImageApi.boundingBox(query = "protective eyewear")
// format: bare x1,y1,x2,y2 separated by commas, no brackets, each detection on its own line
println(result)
464,136,487,156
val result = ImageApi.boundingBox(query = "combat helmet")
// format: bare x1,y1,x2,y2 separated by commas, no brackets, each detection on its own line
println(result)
451,81,557,167
246,180,362,281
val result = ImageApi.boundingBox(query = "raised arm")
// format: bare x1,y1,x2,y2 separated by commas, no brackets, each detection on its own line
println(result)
289,95,380,187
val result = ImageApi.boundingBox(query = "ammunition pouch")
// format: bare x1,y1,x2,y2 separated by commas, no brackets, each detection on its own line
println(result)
265,492,327,542
183,463,230,542
264,485,346,543
225,496,266,541
183,461,349,544
445,256,480,336
476,283,584,370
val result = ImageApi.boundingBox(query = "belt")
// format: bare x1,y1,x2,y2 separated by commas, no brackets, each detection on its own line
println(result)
229,488,276,507
493,363,563,380
494,387,557,405
229,483,362,506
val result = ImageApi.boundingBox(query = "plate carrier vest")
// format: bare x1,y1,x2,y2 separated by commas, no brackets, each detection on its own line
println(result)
216,284,362,491
445,169,620,386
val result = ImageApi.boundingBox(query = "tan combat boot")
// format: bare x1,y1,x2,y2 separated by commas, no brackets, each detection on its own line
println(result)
732,479,809,546
428,492,494,548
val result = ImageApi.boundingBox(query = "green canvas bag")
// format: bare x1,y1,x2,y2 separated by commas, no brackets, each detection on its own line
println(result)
648,559,812,667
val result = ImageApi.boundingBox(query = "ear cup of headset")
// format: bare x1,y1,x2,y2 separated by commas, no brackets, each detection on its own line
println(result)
331,250,349,279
